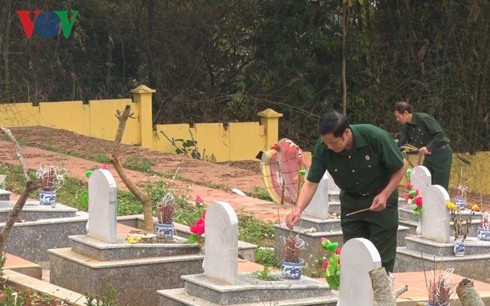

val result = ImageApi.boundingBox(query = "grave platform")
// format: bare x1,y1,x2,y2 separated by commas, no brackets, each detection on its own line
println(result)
117,214,258,262
395,236,490,283
1,204,89,263
158,273,337,306
48,234,204,306
0,200,79,221
398,206,483,237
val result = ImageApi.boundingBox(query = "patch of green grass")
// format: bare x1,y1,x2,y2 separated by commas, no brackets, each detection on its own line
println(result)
255,247,278,267
251,266,280,281
238,212,276,247
249,186,272,201
90,152,110,163
123,156,154,173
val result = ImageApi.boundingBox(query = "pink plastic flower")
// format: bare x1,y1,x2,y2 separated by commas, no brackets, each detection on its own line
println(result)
322,260,329,271
195,195,204,204
190,218,205,236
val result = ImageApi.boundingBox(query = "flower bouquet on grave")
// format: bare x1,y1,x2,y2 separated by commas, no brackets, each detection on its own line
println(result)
319,237,341,290
36,163,67,207
280,234,305,280
188,195,207,248
447,201,478,256
425,268,455,306
155,193,177,239
405,168,423,217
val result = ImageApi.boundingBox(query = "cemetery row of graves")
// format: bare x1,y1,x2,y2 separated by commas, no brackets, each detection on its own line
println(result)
1,159,489,305
0,128,488,305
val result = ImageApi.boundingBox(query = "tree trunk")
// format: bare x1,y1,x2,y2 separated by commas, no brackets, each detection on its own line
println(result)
341,4,348,115
456,278,485,306
109,105,154,232
370,267,408,306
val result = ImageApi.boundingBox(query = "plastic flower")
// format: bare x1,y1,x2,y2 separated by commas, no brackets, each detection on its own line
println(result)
320,238,341,290
471,204,480,212
188,195,207,244
190,218,205,235
447,201,456,210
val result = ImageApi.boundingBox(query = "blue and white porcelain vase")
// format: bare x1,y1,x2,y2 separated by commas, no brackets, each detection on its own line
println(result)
477,227,490,241
282,260,302,280
453,238,465,256
40,190,57,207
155,223,175,239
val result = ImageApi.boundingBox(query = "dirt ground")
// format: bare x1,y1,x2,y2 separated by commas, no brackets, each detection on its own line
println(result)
2,126,490,206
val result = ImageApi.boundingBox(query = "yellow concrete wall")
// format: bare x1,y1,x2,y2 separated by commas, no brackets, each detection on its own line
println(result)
0,102,40,126
154,122,266,162
39,101,89,135
450,152,490,197
154,123,196,156
88,99,140,144
229,122,265,161
192,123,229,161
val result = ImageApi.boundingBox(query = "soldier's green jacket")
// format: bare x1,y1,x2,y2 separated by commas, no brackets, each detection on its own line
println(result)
398,112,450,151
307,124,404,211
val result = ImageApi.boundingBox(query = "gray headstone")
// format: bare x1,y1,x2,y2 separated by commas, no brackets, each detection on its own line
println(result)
87,169,117,243
203,201,239,285
337,238,381,306
303,170,332,219
421,185,451,242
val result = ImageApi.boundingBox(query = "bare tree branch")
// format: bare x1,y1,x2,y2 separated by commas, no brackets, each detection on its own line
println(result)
0,128,38,253
109,106,153,232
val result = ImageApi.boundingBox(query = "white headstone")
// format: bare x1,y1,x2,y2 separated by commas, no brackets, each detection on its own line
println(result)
337,238,381,306
203,201,239,285
326,171,340,193
410,166,431,196
87,169,118,243
303,170,332,219
421,185,451,242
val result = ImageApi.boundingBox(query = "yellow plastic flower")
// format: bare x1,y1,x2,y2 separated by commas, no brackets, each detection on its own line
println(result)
471,204,480,212
125,234,141,244
447,201,455,210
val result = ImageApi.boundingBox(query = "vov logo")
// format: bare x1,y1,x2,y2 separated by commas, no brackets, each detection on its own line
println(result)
17,10,79,39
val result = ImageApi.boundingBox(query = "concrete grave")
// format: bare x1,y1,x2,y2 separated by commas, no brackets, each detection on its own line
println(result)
411,166,432,196
396,165,490,283
337,238,382,306
159,201,337,305
203,201,239,284
49,170,204,306
303,170,333,219
421,185,451,242
87,169,117,243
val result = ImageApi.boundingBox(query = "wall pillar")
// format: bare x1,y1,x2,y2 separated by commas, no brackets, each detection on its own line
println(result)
131,85,156,149
257,108,283,148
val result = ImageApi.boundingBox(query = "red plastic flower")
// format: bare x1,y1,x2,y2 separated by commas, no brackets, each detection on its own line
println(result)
190,218,205,236
415,196,423,207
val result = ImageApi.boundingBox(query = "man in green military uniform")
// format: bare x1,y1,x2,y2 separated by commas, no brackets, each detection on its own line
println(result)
393,101,452,190
286,110,408,272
